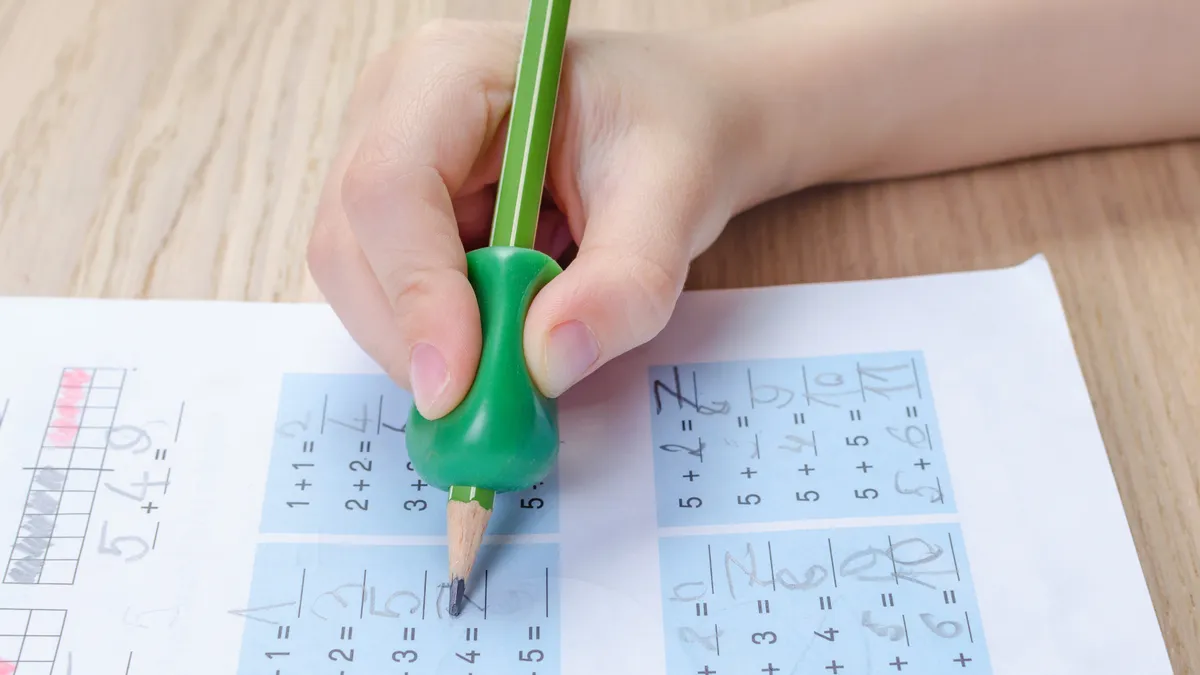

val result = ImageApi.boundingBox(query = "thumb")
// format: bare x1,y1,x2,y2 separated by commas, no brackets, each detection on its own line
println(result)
523,183,701,398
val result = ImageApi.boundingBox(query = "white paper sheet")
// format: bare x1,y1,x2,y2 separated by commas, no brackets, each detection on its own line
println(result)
0,254,1172,674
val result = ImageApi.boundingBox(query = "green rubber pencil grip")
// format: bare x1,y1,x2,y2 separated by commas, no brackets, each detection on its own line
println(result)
405,246,563,493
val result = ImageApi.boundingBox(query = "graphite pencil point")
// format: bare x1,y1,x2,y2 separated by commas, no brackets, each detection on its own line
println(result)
448,577,466,617
446,487,493,619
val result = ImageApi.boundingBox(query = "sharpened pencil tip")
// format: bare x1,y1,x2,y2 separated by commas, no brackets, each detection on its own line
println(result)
448,577,466,617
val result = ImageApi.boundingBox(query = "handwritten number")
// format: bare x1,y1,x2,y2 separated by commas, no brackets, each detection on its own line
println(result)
887,538,944,566
779,434,816,454
106,425,152,454
814,373,844,387
805,370,867,407
894,472,943,503
920,613,963,638
670,582,707,602
752,385,795,408
886,425,928,449
679,626,721,652
310,583,361,620
862,611,906,641
369,590,420,618
276,413,311,439
776,565,828,591
97,522,149,562
659,441,705,460
858,363,911,381
838,537,950,587
328,403,370,433
839,547,892,580
652,369,731,415
104,471,169,501
859,363,919,398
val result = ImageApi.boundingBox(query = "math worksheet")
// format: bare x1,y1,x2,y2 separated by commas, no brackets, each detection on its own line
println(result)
0,255,1173,674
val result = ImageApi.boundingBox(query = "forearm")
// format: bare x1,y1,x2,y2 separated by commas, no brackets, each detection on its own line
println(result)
712,0,1200,209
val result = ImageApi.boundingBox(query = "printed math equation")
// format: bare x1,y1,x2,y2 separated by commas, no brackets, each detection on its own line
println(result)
259,374,559,537
658,524,992,674
648,352,956,527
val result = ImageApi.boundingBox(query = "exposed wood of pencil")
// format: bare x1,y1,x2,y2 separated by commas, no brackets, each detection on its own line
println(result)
448,498,492,584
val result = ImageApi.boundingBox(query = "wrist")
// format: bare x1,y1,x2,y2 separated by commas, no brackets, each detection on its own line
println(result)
689,6,857,214
691,0,1200,213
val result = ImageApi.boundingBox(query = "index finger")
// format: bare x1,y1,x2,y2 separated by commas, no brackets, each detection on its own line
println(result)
336,21,521,418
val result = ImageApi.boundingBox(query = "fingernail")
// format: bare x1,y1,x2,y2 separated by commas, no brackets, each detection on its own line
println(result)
543,320,599,397
410,342,450,417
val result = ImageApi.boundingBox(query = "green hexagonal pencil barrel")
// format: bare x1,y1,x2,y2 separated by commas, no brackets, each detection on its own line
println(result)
402,0,571,618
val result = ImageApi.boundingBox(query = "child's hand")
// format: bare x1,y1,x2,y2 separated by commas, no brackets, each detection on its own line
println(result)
307,20,760,418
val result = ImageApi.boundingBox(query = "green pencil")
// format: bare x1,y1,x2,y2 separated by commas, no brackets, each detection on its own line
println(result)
490,0,571,250
403,0,572,618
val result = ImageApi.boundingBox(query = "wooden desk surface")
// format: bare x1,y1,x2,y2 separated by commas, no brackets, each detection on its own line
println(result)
0,0,1196,669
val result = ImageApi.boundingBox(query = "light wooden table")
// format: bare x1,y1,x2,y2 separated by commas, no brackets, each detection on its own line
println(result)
0,0,1196,670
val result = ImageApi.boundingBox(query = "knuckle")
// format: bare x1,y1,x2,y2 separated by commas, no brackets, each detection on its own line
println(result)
339,154,382,208
623,251,686,332
305,209,343,285
347,21,517,193
406,19,514,94
382,266,441,315
340,156,448,221
394,163,445,200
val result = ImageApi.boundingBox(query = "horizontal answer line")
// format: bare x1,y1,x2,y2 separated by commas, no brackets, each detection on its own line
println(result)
657,512,962,537
26,489,99,493
23,467,113,472
256,532,561,546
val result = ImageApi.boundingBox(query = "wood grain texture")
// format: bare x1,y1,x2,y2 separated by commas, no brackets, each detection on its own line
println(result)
0,0,1195,670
